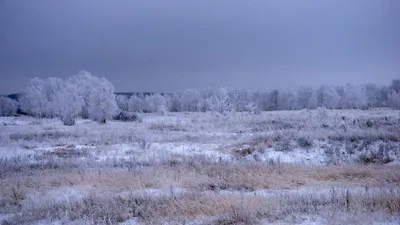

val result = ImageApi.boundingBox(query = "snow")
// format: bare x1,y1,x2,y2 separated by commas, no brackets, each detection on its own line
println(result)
265,216,326,225
0,214,13,223
118,218,141,225
2,109,400,165
210,186,400,199
119,187,187,199
150,142,231,160
1,109,399,224
25,186,89,207
261,147,327,164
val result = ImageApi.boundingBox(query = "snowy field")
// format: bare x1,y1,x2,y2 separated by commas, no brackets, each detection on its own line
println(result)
1,108,400,224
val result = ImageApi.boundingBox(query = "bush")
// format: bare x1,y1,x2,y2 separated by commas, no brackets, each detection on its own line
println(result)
0,96,19,117
275,137,293,152
114,111,141,122
297,136,313,149
61,116,76,126
357,152,393,165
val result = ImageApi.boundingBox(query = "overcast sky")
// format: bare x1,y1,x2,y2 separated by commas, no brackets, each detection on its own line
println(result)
0,0,399,94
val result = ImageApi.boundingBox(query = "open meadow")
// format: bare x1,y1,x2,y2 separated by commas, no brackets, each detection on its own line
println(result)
0,108,399,224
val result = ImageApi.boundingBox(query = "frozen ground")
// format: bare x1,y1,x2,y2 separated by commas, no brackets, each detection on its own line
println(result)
0,108,399,224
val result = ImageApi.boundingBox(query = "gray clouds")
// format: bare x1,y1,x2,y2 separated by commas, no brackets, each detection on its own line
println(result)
0,0,399,94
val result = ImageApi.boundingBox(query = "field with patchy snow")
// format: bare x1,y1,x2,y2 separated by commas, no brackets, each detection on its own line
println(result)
1,108,400,224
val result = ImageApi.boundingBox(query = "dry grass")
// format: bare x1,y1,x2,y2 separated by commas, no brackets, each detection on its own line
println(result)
2,185,399,224
1,167,399,224
1,110,399,224
1,157,399,196
147,123,188,132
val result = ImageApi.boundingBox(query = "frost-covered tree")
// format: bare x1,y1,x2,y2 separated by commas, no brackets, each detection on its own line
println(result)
317,86,325,107
307,91,318,109
228,89,257,112
143,94,167,113
20,77,64,118
20,78,49,117
53,82,84,125
86,78,118,123
166,93,182,112
364,83,382,108
255,91,270,111
243,91,258,113
198,89,213,112
269,90,279,111
116,95,129,111
21,77,71,119
388,90,400,109
340,84,368,109
379,86,390,107
128,95,145,113
297,87,314,109
180,89,203,112
391,79,400,93
229,89,242,112
206,87,233,113
277,91,297,110
68,71,118,122
67,71,97,119
317,85,340,109
43,77,64,118
0,96,19,117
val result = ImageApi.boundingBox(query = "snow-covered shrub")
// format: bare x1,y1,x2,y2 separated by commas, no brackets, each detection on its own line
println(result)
115,111,141,122
357,151,393,165
273,131,295,152
297,136,313,149
136,133,152,149
0,96,19,117
275,137,293,152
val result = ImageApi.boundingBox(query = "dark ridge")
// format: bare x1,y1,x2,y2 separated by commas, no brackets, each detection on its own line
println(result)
5,92,168,100
115,92,171,97
7,93,21,100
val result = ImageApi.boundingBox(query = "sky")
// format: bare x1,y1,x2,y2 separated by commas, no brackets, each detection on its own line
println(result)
0,0,399,94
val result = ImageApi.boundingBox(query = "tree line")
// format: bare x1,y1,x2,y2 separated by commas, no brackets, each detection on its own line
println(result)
1,71,399,125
